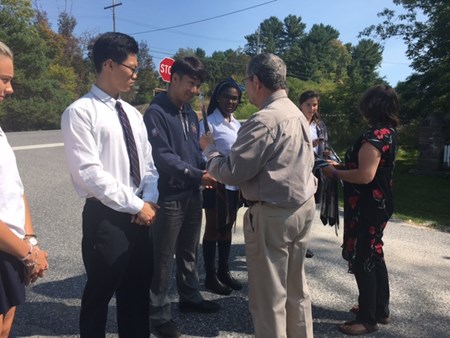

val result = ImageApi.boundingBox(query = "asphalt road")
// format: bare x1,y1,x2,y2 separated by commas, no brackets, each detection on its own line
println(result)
6,130,450,338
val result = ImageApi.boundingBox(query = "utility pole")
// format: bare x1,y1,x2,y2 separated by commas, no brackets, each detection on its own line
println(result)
256,27,261,54
104,1,122,32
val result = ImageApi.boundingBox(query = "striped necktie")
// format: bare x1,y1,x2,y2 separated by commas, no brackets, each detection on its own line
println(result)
116,101,141,187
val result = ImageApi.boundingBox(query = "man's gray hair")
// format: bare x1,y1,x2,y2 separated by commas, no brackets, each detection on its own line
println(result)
0,41,13,60
246,53,286,91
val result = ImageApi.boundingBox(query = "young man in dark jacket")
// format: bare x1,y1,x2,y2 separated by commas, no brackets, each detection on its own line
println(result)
144,56,218,338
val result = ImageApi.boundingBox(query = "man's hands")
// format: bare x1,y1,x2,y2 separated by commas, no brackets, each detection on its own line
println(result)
132,202,159,226
201,171,216,189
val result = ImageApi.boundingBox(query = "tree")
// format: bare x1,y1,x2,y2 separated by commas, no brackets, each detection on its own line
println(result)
130,41,158,105
0,0,73,130
296,24,342,81
348,39,383,85
244,16,286,55
173,47,206,61
203,49,249,94
282,15,306,48
360,0,450,117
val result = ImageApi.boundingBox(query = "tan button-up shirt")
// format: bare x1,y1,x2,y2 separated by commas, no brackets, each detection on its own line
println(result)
203,90,317,208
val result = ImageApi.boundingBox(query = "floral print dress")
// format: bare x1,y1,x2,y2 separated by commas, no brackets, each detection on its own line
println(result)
342,126,397,271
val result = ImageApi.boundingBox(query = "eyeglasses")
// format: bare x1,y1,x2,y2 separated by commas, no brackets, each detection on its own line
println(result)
118,62,139,75
221,93,240,102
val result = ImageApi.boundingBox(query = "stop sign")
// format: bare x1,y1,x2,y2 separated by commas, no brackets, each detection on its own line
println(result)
159,57,174,83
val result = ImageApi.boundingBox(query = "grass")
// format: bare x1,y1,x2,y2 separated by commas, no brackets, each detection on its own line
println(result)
392,147,450,230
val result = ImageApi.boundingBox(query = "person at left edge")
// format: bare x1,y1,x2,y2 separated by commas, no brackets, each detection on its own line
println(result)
61,32,159,338
143,56,219,338
0,40,49,338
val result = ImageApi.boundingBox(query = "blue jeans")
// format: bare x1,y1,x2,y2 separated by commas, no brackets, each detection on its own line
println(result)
149,192,203,326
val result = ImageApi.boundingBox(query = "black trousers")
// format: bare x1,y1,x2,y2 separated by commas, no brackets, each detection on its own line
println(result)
80,199,152,338
353,236,390,325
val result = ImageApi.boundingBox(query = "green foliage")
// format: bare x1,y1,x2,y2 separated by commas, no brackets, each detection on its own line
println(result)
173,47,206,61
360,0,450,120
348,39,383,84
203,49,249,94
48,63,78,99
234,102,258,120
0,0,70,130
132,41,157,105
245,16,286,55
2,74,73,130
0,2,157,130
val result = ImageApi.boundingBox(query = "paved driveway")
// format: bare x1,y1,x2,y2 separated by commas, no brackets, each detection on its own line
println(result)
7,130,450,337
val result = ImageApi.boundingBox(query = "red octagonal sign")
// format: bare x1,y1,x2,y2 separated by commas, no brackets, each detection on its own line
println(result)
159,57,174,83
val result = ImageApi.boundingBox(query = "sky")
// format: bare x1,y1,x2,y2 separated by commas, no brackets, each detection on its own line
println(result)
38,0,414,85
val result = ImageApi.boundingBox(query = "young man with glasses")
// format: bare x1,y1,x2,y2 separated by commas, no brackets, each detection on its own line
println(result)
61,32,159,337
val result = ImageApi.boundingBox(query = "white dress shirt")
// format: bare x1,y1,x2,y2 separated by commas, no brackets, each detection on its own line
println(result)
61,84,159,214
0,127,25,238
200,108,241,190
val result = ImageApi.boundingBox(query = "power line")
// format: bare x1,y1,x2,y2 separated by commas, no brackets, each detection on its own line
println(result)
131,0,277,36
120,17,244,44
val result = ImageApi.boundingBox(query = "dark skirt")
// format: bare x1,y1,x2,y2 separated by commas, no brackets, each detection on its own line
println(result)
202,188,217,209
203,185,240,234
0,251,26,314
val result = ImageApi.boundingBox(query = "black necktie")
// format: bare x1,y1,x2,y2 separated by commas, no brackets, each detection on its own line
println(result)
116,101,141,187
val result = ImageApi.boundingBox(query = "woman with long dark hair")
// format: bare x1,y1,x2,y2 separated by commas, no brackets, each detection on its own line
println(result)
299,90,330,258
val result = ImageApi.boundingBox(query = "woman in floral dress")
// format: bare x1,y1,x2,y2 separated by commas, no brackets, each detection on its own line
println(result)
323,85,399,335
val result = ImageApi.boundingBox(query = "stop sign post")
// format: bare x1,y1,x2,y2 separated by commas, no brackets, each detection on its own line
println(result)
159,57,174,83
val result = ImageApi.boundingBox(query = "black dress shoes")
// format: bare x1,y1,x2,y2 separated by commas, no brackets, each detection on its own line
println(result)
217,270,243,291
205,273,232,295
154,320,181,338
179,300,221,313
306,249,314,258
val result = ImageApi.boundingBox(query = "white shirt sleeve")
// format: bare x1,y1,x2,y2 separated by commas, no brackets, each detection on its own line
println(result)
61,89,158,214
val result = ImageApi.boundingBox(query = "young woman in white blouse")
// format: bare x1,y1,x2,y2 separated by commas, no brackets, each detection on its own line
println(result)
201,77,243,295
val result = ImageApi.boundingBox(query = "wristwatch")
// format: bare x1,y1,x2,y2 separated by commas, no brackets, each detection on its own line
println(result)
24,234,38,246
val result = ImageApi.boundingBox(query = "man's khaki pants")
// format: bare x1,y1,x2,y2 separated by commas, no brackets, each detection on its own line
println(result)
243,197,315,338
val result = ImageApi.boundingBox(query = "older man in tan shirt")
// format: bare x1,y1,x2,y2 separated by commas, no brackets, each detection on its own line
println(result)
200,53,317,338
